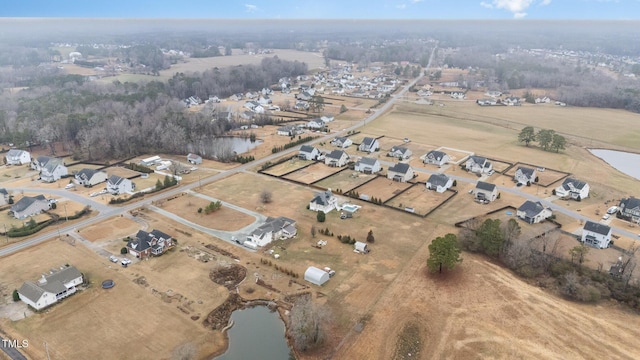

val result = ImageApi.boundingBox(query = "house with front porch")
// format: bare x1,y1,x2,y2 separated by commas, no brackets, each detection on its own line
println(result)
581,221,612,249
358,137,380,153
354,157,381,174
246,216,297,247
106,175,134,195
387,163,414,182
325,150,349,167
555,178,589,200
517,200,552,224
33,157,68,183
514,166,536,185
331,137,353,148
465,156,492,174
127,229,174,258
18,265,83,311
388,146,412,160
424,150,450,166
618,197,640,223
426,173,453,193
5,149,31,165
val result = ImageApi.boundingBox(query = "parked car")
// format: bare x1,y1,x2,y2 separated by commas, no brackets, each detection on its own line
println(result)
607,206,618,214
602,214,610,220
109,255,118,263
64,183,75,189
121,258,132,265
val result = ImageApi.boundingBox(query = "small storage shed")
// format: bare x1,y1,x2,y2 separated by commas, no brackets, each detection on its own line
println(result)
304,266,330,286
354,241,369,254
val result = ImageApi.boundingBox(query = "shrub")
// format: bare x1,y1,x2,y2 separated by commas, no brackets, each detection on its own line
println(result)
12,289,19,302
316,211,325,223
197,208,203,213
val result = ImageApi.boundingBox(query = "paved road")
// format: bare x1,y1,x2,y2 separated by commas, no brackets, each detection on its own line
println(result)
0,336,27,360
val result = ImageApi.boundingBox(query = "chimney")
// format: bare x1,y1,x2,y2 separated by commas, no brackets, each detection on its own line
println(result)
38,274,47,284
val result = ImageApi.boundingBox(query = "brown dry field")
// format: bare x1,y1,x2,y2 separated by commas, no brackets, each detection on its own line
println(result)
375,136,409,152
262,157,314,176
503,162,569,187
385,185,453,215
155,193,255,232
78,216,141,242
283,162,343,185
352,176,413,202
314,169,377,193
486,157,515,173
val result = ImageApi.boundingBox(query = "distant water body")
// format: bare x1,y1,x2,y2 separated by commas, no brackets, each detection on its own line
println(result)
589,149,640,181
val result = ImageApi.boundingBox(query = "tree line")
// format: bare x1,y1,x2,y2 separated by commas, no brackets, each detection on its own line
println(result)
518,126,566,152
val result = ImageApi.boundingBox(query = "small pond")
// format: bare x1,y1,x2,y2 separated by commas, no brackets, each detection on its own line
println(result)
589,149,640,181
215,306,291,360
221,137,262,154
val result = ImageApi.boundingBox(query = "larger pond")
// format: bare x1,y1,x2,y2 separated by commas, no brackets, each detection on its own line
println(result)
589,149,640,181
221,137,262,154
215,306,291,360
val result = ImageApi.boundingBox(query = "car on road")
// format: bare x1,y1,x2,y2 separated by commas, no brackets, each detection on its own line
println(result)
64,183,75,189
109,255,118,263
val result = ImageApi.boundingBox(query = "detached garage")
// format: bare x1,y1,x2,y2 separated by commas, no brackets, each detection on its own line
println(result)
304,266,330,286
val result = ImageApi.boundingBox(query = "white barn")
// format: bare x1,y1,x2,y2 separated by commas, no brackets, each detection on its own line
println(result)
304,266,330,286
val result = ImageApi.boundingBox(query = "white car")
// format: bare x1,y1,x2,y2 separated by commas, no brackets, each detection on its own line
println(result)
121,258,132,265
602,214,610,220
64,183,75,189
109,255,119,263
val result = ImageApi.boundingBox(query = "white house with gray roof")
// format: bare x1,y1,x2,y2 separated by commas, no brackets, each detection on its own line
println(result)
106,175,134,195
309,190,338,213
387,163,414,182
465,156,492,174
424,150,450,166
514,166,536,185
75,168,107,187
555,178,589,200
32,156,67,183
0,188,9,206
247,216,297,247
330,137,352,148
358,137,380,153
388,146,412,160
473,181,498,202
426,173,453,193
581,221,612,249
618,197,640,223
298,145,320,160
18,265,83,310
517,200,552,224
5,149,31,165
354,157,381,174
187,153,202,165
325,150,349,167
11,195,50,219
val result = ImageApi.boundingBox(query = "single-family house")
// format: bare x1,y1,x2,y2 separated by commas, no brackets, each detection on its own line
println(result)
476,98,498,106
18,265,83,311
581,221,612,249
331,137,353,148
473,181,498,202
358,137,380,153
298,145,320,161
294,101,309,111
517,200,552,224
307,118,324,129
31,157,68,183
309,190,338,213
503,96,521,106
277,125,297,136
465,156,492,174
0,188,9,206
387,163,414,182
187,153,202,165
127,229,174,258
75,169,107,187
304,266,330,286
426,173,453,193
388,146,412,160
10,195,50,219
325,150,349,167
514,166,537,185
424,150,450,166
618,197,640,223
106,175,134,195
246,216,297,247
5,149,31,165
555,178,589,200
535,96,551,104
320,116,334,123
354,157,381,174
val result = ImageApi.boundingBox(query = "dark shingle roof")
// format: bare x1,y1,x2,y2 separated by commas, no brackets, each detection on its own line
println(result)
427,150,446,160
11,195,47,213
76,168,98,180
517,166,535,177
562,178,587,190
0,188,7,195
518,200,546,217
427,173,450,187
362,137,376,146
620,197,640,211
390,146,409,154
388,163,411,174
108,175,125,185
311,190,334,206
300,145,315,153
469,156,486,165
357,157,378,166
583,221,611,236
327,150,346,160
476,181,496,191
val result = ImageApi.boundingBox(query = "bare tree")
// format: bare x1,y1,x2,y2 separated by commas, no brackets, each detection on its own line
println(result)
171,343,197,360
289,295,328,352
310,225,317,238
169,161,189,175
260,190,273,204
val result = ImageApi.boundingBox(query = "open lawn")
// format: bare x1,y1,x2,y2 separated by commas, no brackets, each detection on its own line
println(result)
314,169,377,194
105,166,141,179
351,176,413,203
385,185,455,216
504,162,569,187
65,163,103,174
262,157,313,177
155,193,255,232
284,162,344,185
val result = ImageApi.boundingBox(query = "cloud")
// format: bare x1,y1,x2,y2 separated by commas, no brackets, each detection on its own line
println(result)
244,4,258,13
397,3,407,9
480,0,552,18
410,0,424,3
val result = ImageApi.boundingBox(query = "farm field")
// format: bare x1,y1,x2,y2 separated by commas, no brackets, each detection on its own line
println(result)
385,185,455,216
283,162,343,185
314,169,377,194
351,176,413,202
262,157,314,177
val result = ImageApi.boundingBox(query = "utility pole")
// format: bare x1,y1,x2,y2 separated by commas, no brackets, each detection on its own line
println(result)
3,224,8,243
64,203,68,222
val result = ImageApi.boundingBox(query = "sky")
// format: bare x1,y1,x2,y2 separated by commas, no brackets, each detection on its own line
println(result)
1,0,639,20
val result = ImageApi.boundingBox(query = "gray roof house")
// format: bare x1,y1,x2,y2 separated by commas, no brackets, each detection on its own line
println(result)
517,200,552,224
0,188,9,206
618,197,640,223
106,175,134,195
555,178,590,200
581,221,612,249
75,168,108,187
426,173,453,193
127,229,174,258
5,149,31,165
35,157,68,183
298,145,320,161
358,137,380,153
11,194,50,219
187,153,202,165
354,157,381,174
465,156,492,174
388,146,412,160
309,190,338,213
247,216,297,247
424,150,450,166
324,150,349,167
514,166,536,185
387,163,414,182
331,137,353,148
473,181,498,202
18,265,83,310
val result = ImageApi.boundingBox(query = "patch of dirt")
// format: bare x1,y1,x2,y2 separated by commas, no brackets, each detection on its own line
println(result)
133,276,148,287
204,244,239,260
393,321,423,360
203,293,244,330
209,264,247,290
